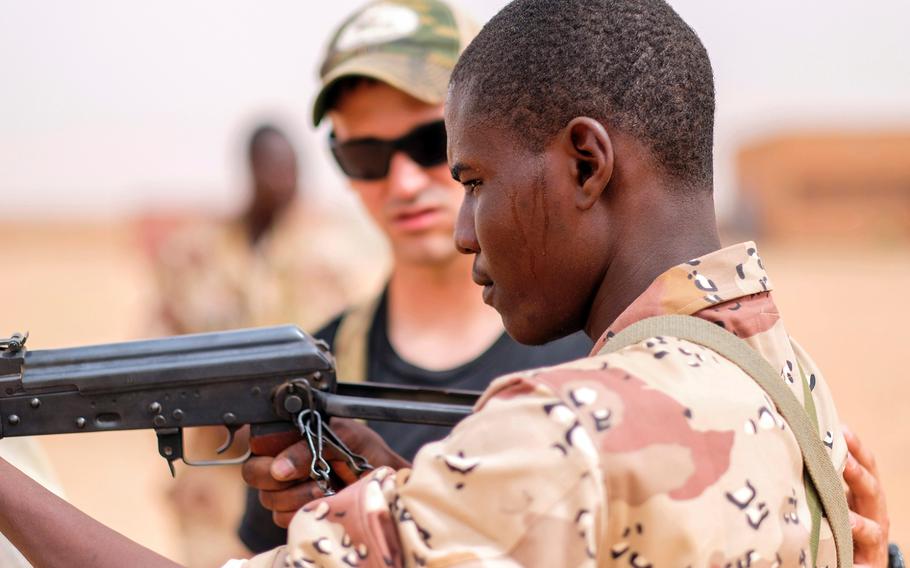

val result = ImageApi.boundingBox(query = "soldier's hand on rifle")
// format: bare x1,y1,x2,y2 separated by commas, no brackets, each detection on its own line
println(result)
843,425,891,568
242,418,410,528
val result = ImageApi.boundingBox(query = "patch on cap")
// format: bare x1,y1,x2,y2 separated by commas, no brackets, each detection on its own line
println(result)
335,4,421,52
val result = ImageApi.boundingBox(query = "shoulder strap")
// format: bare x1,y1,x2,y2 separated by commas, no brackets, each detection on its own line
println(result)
798,361,824,565
332,295,382,384
600,315,852,568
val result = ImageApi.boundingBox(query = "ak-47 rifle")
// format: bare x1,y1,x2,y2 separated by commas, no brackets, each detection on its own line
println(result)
0,327,478,488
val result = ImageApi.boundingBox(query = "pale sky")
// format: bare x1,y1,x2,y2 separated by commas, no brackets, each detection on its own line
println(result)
1,0,909,220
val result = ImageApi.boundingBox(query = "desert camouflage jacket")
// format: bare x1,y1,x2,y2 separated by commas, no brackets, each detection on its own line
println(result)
233,242,846,568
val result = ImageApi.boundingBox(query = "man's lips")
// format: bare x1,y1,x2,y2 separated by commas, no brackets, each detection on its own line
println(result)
481,282,494,306
390,207,443,232
472,269,495,305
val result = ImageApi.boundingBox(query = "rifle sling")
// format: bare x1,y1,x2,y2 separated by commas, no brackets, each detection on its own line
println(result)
333,295,381,384
799,360,824,566
599,315,852,568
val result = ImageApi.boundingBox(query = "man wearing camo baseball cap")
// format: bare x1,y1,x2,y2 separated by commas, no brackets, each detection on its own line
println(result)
238,0,592,554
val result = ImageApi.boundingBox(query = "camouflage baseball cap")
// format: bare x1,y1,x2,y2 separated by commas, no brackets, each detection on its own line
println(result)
312,0,478,126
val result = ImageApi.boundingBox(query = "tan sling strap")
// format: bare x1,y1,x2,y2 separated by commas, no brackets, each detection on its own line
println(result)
599,315,853,568
797,360,824,564
332,294,382,384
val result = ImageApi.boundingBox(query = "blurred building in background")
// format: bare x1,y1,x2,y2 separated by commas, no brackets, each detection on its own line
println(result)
737,132,910,243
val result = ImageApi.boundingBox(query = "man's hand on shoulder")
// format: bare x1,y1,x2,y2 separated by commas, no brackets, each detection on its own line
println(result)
242,419,410,528
843,425,891,568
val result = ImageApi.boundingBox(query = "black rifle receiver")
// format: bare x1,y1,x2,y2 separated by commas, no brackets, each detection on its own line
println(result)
0,327,479,475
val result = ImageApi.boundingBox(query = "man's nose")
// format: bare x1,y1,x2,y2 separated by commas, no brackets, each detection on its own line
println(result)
454,196,479,255
387,152,430,200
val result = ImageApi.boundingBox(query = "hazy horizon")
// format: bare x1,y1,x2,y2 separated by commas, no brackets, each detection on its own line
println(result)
2,0,909,220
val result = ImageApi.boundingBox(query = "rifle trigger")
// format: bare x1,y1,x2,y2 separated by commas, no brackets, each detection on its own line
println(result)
155,427,184,478
215,424,240,455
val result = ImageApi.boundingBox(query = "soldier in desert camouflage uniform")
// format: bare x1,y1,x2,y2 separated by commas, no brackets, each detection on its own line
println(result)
235,0,850,566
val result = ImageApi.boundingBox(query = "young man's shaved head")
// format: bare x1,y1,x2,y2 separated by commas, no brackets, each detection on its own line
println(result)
449,0,721,346
450,0,715,189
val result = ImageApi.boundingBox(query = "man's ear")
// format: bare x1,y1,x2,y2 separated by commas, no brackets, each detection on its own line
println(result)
562,117,614,210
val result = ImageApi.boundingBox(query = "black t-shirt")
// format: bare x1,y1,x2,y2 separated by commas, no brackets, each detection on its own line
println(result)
238,291,592,553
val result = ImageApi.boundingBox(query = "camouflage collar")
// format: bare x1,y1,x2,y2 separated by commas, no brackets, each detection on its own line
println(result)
591,242,774,355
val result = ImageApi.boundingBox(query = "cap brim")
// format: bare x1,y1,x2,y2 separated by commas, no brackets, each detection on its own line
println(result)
312,52,452,127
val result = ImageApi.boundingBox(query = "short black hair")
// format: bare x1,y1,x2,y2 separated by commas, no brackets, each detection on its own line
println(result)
450,0,715,187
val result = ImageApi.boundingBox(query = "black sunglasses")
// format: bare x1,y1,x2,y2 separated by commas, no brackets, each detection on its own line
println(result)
329,120,448,180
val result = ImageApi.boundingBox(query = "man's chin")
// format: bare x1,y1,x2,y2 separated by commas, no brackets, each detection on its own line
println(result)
393,235,461,266
500,306,583,346
501,316,562,346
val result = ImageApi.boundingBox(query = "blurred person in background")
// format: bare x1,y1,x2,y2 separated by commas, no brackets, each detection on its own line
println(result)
237,0,594,554
149,124,383,567
151,123,373,336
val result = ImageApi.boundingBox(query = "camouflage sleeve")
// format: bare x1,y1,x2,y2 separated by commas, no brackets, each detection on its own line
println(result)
225,547,286,568
239,375,603,567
